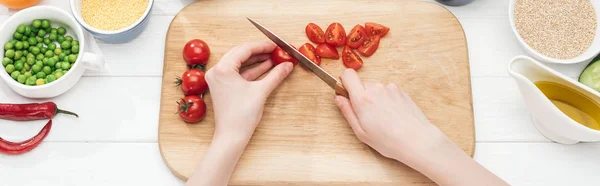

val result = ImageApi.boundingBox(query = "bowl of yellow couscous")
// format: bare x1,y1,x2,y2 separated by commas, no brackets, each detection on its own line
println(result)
69,0,154,43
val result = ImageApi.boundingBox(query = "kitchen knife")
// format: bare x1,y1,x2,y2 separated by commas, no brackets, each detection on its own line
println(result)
247,18,349,98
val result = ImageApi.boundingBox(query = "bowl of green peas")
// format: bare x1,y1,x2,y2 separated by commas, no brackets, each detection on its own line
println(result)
0,6,104,98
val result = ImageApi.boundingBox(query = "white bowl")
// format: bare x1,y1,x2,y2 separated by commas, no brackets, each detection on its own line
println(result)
509,0,600,64
0,6,104,98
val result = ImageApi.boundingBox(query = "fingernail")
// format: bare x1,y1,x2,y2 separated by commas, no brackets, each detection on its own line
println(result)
284,62,293,72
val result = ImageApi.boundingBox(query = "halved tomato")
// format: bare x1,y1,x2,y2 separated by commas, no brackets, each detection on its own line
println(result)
306,23,325,44
357,35,381,57
342,46,363,70
298,43,321,65
365,22,390,37
325,22,346,47
315,44,339,59
271,46,297,66
346,24,368,49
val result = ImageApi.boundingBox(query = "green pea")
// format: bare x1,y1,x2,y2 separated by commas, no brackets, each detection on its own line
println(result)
26,53,34,59
52,56,59,62
14,62,23,71
24,26,32,36
4,42,13,50
36,36,43,43
14,41,23,50
22,42,29,50
32,64,41,73
36,54,44,60
54,62,62,69
43,38,50,45
40,46,47,54
64,50,71,55
47,43,56,51
36,71,46,79
22,51,28,56
58,53,66,60
24,71,32,78
2,58,12,66
16,24,25,34
46,74,56,83
8,40,17,45
25,76,35,85
65,36,73,42
32,20,42,28
11,71,20,80
16,74,26,84
50,28,57,34
41,19,50,29
43,66,52,74
37,29,46,37
54,48,62,55
21,36,28,42
26,57,35,65
55,69,62,73
5,50,15,59
5,64,14,73
13,32,22,40
47,58,56,67
61,62,70,70
55,71,63,79
57,27,66,35
45,50,54,58
31,27,39,34
59,41,70,49
27,37,37,46
72,40,79,46
35,61,42,67
31,47,40,55
23,63,30,71
45,27,51,34
35,78,44,86
62,55,69,62
49,33,57,41
72,44,81,53
57,35,65,43
14,51,22,60
68,54,77,63
28,32,35,38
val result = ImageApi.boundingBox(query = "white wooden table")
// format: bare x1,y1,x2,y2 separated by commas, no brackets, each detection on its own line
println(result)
1,0,599,185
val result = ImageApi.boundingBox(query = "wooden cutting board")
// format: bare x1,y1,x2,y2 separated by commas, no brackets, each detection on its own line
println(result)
158,0,473,185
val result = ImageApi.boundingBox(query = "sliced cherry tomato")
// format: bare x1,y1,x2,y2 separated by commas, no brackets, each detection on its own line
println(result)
177,95,206,123
305,23,325,44
346,24,368,49
365,22,390,37
357,35,381,57
183,39,210,66
176,69,208,95
325,22,346,47
271,46,298,66
342,46,363,70
298,43,321,65
315,44,339,59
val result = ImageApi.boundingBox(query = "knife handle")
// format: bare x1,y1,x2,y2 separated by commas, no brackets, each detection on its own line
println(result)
335,82,349,98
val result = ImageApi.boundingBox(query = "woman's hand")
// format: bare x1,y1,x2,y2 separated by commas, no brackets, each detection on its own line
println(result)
334,69,508,186
206,42,294,141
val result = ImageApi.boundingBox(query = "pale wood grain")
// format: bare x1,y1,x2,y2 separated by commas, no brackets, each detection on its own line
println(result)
158,0,473,185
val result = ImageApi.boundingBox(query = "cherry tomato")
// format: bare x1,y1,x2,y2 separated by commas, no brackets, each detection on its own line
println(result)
183,39,210,66
177,69,208,95
357,35,381,57
346,24,368,49
365,22,390,37
305,23,325,44
325,23,346,47
342,46,363,70
177,95,206,123
315,44,339,59
298,43,320,65
271,46,298,66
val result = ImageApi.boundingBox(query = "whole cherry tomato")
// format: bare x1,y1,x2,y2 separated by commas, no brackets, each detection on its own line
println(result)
357,35,381,57
183,39,210,66
298,43,320,65
346,24,368,49
177,95,206,123
315,44,339,59
325,22,346,47
342,46,363,70
177,69,208,95
365,22,390,37
271,46,298,66
305,23,325,44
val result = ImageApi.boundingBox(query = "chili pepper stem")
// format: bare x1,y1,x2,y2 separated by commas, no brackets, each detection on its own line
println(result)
56,108,79,118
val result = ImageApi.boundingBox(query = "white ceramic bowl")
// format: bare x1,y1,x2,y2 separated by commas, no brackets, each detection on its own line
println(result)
509,0,600,64
69,0,154,43
0,6,104,98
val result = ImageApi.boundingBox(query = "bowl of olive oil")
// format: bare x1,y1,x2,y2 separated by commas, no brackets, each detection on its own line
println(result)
509,55,600,144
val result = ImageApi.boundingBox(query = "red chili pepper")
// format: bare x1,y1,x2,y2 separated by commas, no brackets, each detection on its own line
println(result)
0,120,52,155
0,102,78,121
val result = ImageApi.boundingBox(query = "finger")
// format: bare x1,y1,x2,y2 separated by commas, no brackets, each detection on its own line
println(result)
386,83,399,94
335,96,368,140
240,59,274,81
340,69,365,98
241,53,271,68
220,42,276,70
259,62,294,94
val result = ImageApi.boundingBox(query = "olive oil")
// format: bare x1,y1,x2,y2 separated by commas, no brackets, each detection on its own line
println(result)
535,81,600,130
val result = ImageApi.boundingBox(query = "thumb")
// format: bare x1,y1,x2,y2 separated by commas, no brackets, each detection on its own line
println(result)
260,62,294,94
334,96,368,141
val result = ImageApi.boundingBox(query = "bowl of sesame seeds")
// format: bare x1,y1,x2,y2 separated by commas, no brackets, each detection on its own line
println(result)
69,0,154,43
509,0,600,64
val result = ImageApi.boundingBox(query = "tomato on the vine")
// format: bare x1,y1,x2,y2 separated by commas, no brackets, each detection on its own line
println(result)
177,69,208,95
177,95,206,123
183,39,210,66
298,43,320,65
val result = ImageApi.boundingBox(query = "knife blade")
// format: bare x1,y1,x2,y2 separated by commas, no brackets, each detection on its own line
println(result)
247,18,349,97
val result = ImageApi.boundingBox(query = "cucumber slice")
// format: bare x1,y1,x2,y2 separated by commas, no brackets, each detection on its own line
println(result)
579,59,600,92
